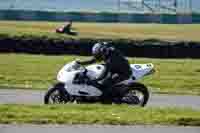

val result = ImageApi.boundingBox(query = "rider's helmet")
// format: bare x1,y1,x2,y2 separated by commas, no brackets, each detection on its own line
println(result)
92,42,102,59
92,42,112,59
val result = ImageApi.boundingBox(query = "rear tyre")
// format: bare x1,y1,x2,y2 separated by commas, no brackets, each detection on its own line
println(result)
44,83,69,104
122,83,149,107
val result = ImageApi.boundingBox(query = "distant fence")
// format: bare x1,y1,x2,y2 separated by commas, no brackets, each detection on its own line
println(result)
0,9,200,23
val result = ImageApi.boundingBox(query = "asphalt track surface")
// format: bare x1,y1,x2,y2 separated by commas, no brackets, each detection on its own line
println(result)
0,124,200,133
0,89,200,109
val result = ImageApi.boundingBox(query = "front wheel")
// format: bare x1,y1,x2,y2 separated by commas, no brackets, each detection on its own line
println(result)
122,83,149,107
44,83,69,104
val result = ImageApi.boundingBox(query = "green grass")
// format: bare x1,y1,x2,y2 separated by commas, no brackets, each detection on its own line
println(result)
0,21,200,41
0,104,200,126
0,54,200,95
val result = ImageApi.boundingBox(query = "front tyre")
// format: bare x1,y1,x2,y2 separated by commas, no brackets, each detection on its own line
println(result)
44,83,69,104
122,83,149,107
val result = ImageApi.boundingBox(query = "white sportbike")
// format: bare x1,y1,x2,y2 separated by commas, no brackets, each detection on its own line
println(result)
44,61,155,106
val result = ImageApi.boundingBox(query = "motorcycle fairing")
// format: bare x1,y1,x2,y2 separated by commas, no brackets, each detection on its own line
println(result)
57,62,154,97
64,83,102,96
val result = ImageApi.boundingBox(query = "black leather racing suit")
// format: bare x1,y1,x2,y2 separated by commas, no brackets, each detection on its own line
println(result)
79,46,132,100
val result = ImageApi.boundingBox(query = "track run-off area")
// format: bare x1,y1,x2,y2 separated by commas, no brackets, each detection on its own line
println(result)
0,124,199,133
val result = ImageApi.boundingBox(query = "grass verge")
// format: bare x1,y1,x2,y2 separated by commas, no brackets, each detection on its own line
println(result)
0,21,200,42
0,104,200,126
0,54,200,95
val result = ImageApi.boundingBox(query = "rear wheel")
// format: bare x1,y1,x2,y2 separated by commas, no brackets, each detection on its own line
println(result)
122,83,149,107
44,83,69,104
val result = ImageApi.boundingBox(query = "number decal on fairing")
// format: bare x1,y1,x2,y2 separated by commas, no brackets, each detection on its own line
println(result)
147,64,152,67
135,65,142,69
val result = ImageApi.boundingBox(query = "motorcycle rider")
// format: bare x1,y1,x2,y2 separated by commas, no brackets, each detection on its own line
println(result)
76,42,132,103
